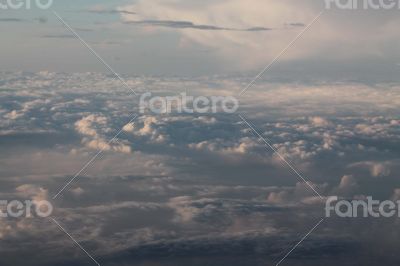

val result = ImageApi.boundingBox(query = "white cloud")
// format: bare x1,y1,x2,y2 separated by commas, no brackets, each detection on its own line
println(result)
335,175,358,195
75,114,107,137
167,196,201,223
349,161,391,177
309,117,332,128
75,115,132,154
119,0,400,70
16,184,49,203
70,187,85,197
392,189,400,201
119,0,317,69
124,116,169,143
4,110,23,120
371,163,391,177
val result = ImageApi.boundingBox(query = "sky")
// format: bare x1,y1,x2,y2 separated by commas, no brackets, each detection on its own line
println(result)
0,0,399,79
1,1,400,266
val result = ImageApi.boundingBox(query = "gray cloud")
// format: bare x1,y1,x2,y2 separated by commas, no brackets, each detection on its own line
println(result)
87,9,136,15
123,19,272,31
0,18,24,22
40,34,75,39
34,17,48,24
1,72,400,265
285,22,306,27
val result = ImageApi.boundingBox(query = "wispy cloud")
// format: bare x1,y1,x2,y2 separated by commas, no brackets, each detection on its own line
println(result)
123,19,272,32
41,34,75,39
285,22,306,27
0,18,24,22
87,9,136,15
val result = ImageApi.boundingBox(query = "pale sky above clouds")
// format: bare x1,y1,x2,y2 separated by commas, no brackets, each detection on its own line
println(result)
0,0,399,79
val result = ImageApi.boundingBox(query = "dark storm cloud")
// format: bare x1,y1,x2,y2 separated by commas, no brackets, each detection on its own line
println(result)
124,19,272,31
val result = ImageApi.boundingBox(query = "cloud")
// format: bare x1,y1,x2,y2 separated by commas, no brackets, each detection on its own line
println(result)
34,17,48,24
40,34,75,39
285,22,306,27
0,67,400,265
118,0,400,70
392,189,400,201
99,232,356,264
124,19,272,31
338,175,356,190
75,114,107,137
87,8,136,15
75,115,132,153
117,0,318,69
0,18,24,22
123,116,168,143
167,196,201,223
309,117,332,128
4,110,22,120
15,184,49,202
70,187,85,197
349,161,391,177
336,175,358,195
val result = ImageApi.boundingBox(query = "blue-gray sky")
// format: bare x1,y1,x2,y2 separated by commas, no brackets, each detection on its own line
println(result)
1,0,400,79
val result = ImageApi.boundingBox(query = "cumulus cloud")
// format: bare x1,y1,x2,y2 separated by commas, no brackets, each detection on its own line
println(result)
70,187,85,197
75,115,132,153
309,117,332,128
266,181,328,205
392,189,400,201
123,116,168,143
167,196,201,223
371,163,391,177
349,161,391,177
334,175,358,196
16,184,49,202
1,72,400,265
4,110,22,120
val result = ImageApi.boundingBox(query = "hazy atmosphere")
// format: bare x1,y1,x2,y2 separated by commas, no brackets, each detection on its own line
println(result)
1,1,400,265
